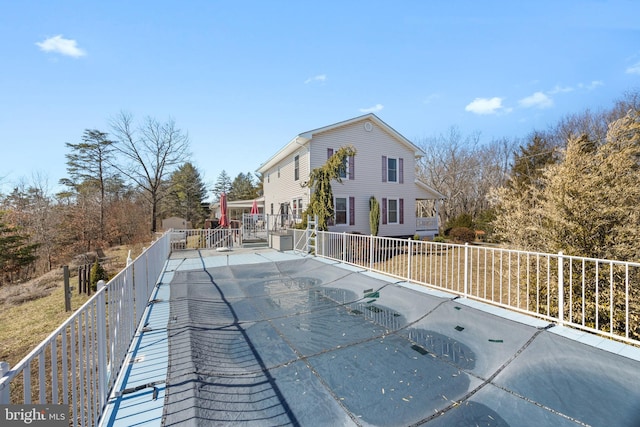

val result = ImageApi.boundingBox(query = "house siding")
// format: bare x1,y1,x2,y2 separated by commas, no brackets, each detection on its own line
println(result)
258,114,436,237
307,119,420,236
262,145,310,217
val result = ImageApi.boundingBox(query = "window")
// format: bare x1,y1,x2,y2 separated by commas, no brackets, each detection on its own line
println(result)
388,199,398,223
382,156,403,183
387,158,397,182
382,197,404,225
334,196,355,226
292,198,303,219
294,155,300,181
335,197,347,225
339,157,347,179
277,167,280,178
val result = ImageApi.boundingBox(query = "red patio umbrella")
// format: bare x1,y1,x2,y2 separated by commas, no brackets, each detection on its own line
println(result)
219,192,229,228
250,199,259,216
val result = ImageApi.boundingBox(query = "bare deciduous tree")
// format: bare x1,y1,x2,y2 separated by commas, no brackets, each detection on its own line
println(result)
110,112,190,232
416,127,513,231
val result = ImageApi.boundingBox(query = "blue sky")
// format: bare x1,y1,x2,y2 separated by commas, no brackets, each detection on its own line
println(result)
1,1,639,200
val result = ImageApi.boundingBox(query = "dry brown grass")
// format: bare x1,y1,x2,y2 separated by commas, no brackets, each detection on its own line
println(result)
0,245,140,368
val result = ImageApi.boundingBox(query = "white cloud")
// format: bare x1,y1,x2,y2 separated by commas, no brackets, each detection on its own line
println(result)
585,80,603,90
627,63,640,74
464,97,505,115
359,104,384,113
548,85,574,94
304,74,326,84
518,92,554,109
36,35,86,58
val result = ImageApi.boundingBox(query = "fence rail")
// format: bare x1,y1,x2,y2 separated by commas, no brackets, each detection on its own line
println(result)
4,228,639,426
0,232,170,426
295,230,640,345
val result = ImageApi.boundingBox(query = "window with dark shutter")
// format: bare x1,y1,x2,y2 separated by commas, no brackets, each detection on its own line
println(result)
327,148,334,159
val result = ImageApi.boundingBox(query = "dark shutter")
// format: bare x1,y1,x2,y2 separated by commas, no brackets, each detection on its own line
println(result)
399,158,404,184
382,198,387,224
349,196,355,225
399,198,404,224
327,148,334,159
349,155,355,180
382,156,387,182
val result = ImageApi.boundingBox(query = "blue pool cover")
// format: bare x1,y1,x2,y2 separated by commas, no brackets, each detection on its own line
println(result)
103,249,640,426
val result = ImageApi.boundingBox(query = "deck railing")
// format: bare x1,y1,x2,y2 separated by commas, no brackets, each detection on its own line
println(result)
0,232,171,426
294,230,640,345
4,229,639,425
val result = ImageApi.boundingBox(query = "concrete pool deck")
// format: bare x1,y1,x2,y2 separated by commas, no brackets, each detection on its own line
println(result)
100,248,640,426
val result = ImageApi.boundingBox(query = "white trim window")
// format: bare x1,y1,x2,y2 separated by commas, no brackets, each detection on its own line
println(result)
382,197,404,225
387,198,398,224
382,156,403,183
294,155,300,181
387,158,397,182
333,195,355,226
335,196,348,225
292,198,303,219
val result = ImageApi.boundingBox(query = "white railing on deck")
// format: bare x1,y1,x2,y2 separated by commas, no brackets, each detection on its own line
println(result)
0,232,171,426
170,228,237,250
293,230,640,346
416,216,438,230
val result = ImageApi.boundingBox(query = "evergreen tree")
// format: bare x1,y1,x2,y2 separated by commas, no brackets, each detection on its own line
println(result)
0,211,39,285
228,172,259,201
165,163,208,227
369,196,380,236
61,129,116,241
213,170,232,201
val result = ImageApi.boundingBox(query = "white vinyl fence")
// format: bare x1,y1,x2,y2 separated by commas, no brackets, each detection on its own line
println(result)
0,232,171,426
294,230,640,346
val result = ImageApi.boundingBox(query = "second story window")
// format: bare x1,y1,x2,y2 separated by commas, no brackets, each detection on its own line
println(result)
382,156,403,183
387,158,397,182
294,155,299,181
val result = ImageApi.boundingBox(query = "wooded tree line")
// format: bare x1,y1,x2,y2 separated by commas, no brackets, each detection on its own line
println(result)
0,112,260,286
417,90,640,260
2,91,639,286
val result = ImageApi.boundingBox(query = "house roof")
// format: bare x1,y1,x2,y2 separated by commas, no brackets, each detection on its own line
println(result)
257,113,425,174
416,179,446,200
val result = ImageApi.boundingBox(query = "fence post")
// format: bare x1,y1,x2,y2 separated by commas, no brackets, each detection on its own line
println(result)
369,235,374,271
342,232,347,263
407,238,413,282
63,266,71,312
464,243,469,298
558,251,564,326
0,361,9,403
96,280,108,407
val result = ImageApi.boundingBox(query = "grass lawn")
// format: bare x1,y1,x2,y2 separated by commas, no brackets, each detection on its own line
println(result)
0,245,140,369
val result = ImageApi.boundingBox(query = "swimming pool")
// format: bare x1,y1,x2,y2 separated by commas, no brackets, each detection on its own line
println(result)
155,251,640,426
104,248,640,426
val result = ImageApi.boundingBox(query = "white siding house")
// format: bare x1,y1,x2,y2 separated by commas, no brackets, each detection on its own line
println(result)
257,114,444,238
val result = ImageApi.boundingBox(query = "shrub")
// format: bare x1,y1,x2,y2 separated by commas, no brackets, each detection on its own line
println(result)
90,259,109,291
445,213,474,232
433,235,446,243
449,227,475,243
